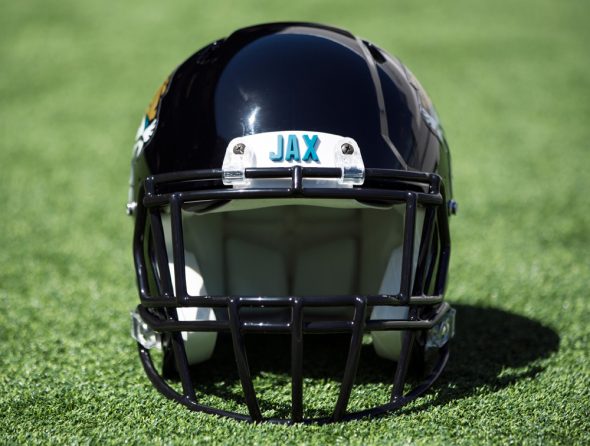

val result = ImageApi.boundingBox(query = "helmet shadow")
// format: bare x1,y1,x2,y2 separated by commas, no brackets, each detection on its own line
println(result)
396,304,560,415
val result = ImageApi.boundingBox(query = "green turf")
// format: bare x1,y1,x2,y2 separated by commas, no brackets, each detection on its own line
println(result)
1,0,589,444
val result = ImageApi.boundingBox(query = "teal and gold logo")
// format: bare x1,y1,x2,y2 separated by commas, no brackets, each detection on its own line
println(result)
270,134,320,162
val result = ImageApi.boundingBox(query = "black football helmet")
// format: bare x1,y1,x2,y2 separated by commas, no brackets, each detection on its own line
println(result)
128,22,456,424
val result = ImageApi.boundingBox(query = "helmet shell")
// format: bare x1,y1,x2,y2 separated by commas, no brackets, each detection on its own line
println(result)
130,22,452,207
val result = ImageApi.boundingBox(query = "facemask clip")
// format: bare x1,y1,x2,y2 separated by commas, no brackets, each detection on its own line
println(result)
426,308,456,349
131,309,162,350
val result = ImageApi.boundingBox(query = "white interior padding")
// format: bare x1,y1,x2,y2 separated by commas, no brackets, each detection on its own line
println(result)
163,223,218,365
161,199,424,364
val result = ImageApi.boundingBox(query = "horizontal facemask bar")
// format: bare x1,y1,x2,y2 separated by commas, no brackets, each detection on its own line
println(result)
135,300,453,332
142,167,443,208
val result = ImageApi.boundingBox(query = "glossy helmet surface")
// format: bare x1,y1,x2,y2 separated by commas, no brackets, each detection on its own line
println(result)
128,22,456,424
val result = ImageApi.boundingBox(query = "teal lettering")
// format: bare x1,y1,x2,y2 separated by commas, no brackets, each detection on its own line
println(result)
285,134,300,161
270,135,284,161
302,134,319,162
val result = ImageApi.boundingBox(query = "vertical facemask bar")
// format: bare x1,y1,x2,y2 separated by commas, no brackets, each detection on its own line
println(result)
331,296,368,421
291,298,304,422
434,201,451,296
149,208,173,295
164,194,197,402
170,194,188,299
390,329,416,402
390,193,418,402
169,330,197,401
412,206,436,297
423,226,439,295
399,193,417,303
228,298,262,421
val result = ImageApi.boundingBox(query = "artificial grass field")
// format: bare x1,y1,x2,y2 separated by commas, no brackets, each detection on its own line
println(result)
1,0,589,444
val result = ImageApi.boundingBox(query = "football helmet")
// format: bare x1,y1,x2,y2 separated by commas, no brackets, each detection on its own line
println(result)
128,22,456,423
